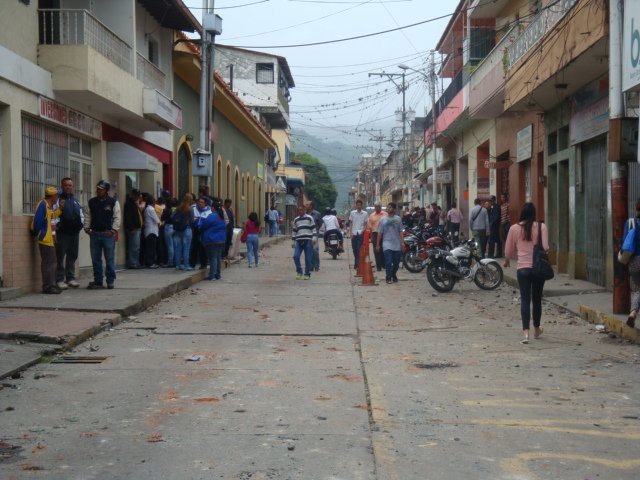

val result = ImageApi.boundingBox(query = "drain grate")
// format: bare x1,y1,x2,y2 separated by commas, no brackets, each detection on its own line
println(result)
51,356,110,364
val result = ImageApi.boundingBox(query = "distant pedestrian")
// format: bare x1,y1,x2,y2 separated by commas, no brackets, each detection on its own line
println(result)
243,212,261,268
446,202,463,242
142,193,160,269
376,202,403,284
84,180,121,289
267,206,280,237
32,186,60,294
223,198,235,259
366,203,387,271
199,198,226,281
55,177,83,289
488,195,502,258
161,198,177,268
348,200,369,270
306,201,322,271
470,198,490,258
123,189,142,269
292,205,317,280
171,193,194,271
191,197,211,269
500,193,510,248
504,202,549,344
624,198,640,328
155,196,167,266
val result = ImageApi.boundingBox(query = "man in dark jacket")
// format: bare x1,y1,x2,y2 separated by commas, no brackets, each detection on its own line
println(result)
55,177,84,289
488,195,502,258
123,189,142,269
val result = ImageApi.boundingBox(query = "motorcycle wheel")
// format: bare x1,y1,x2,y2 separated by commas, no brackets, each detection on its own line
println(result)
473,261,503,290
402,249,426,273
426,263,456,292
331,248,338,260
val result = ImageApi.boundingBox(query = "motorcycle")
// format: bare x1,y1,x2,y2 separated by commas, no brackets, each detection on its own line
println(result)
326,231,341,260
425,239,503,292
402,225,450,273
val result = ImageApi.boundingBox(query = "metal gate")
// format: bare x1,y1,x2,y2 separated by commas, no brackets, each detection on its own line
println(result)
583,140,607,286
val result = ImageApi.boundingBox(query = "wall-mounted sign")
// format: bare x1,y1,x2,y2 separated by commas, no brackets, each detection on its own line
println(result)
436,169,452,183
516,124,532,162
484,160,513,169
623,0,640,91
39,96,102,139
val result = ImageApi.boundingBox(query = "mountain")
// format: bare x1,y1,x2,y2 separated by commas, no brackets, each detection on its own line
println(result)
290,128,362,209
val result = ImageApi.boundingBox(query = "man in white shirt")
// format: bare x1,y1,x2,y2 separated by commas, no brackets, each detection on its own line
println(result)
321,208,344,252
348,199,369,269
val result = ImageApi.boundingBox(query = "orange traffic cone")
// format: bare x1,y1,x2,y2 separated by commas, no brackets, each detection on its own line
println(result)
355,236,368,277
361,255,376,286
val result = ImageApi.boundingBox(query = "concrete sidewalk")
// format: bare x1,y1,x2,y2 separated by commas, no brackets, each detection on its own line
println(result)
1,237,638,379
0,235,286,379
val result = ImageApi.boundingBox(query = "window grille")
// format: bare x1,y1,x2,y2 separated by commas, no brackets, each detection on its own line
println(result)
256,63,274,84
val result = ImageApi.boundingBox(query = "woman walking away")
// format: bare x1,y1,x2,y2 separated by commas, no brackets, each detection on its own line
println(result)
142,193,160,269
199,198,226,281
244,212,261,267
172,193,194,271
503,202,549,344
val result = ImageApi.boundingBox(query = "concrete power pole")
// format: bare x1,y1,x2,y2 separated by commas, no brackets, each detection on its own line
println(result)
428,50,438,206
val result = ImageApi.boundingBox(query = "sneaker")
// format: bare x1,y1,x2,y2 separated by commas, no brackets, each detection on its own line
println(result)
248,264,253,268
107,284,114,290
303,274,311,280
386,277,392,284
57,281,68,290
184,266,195,271
67,280,80,288
392,276,398,283
206,275,218,281
296,273,303,280
43,286,62,294
148,264,159,269
214,274,221,280
87,282,104,290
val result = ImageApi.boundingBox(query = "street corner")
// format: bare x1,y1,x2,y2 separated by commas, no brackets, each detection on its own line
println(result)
0,309,121,346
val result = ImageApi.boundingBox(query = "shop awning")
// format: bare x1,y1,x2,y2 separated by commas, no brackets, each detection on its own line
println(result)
107,142,158,172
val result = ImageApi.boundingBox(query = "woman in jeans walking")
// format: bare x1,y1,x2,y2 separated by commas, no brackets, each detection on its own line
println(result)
198,198,226,281
243,212,261,267
171,193,194,271
503,202,549,344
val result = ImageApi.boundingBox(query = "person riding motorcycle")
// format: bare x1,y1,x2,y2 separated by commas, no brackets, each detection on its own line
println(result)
321,208,344,252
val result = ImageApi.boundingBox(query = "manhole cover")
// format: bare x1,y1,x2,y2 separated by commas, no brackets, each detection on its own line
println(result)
51,356,110,364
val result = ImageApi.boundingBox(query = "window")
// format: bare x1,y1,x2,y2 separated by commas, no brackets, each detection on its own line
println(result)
22,117,94,214
148,37,159,67
256,63,274,83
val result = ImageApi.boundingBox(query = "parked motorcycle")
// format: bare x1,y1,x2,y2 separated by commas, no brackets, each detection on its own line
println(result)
425,240,503,292
402,225,450,273
326,231,341,260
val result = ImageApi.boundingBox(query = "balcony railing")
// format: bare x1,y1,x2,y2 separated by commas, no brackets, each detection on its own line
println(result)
136,53,165,91
471,24,518,85
435,70,466,118
507,0,578,68
39,9,133,74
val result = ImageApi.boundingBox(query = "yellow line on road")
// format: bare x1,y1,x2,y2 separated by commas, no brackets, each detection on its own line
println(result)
473,418,640,439
501,452,640,479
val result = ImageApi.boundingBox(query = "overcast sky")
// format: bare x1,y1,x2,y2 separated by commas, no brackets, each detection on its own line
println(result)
183,0,458,153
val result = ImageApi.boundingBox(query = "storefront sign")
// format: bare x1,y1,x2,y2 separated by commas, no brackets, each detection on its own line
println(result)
143,88,183,129
623,0,640,91
39,96,102,139
516,125,532,162
569,96,608,145
436,169,452,183
484,160,513,169
477,177,490,196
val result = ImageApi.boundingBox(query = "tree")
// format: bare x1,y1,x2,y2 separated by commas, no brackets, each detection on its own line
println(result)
293,152,337,210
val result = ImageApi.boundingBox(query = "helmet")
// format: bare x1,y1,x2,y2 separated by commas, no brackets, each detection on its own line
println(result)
96,180,110,191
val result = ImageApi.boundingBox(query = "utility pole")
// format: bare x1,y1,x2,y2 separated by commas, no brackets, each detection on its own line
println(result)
428,50,438,205
369,70,408,206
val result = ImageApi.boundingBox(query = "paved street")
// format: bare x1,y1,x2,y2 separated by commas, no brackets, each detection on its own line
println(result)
1,241,640,480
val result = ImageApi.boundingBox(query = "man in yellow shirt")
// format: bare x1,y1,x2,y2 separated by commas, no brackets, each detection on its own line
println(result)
32,186,60,294
367,203,387,271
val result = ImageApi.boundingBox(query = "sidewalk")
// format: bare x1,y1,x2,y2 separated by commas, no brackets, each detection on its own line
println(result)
0,235,287,379
1,238,638,380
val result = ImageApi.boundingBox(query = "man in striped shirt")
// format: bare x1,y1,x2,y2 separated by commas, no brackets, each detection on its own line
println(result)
292,205,317,280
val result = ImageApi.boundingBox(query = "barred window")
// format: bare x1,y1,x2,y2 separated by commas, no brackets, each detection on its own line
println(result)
256,63,274,84
22,117,94,214
22,116,68,214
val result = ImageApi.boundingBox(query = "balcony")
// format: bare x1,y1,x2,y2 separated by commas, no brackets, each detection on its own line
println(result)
469,25,518,119
38,9,179,131
507,0,578,69
137,53,165,92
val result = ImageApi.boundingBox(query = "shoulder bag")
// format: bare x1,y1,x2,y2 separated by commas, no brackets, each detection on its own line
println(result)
532,222,554,281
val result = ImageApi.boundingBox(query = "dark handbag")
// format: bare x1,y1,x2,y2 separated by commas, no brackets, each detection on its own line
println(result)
532,222,554,280
240,229,247,243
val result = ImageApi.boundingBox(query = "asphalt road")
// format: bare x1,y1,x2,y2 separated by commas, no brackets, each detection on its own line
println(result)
1,242,639,479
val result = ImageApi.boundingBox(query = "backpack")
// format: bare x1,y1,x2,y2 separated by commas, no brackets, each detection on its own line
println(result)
172,209,189,232
618,218,637,265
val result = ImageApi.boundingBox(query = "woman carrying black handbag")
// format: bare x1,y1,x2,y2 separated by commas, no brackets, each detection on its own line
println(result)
503,202,550,344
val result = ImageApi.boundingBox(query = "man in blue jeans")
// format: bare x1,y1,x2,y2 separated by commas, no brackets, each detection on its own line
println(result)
376,202,403,284
84,180,121,289
292,205,317,280
267,206,280,237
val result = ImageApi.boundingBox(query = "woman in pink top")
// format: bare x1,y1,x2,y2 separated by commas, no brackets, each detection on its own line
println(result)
503,202,550,344
243,212,262,267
